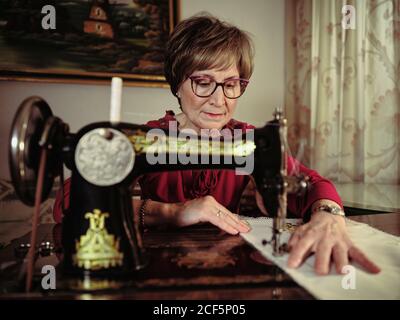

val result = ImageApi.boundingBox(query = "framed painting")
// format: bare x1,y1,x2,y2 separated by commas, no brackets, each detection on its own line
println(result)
0,0,180,87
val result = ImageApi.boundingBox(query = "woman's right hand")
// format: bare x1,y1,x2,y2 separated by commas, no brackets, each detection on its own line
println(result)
171,195,251,235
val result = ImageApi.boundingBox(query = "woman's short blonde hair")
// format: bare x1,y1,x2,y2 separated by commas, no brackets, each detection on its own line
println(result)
164,14,254,97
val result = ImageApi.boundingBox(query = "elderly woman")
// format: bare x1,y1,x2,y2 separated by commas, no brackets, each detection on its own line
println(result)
54,14,380,276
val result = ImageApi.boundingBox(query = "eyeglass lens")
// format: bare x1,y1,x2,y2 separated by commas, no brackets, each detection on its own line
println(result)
191,77,246,99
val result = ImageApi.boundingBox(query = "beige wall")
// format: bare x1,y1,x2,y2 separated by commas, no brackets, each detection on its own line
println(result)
0,0,285,179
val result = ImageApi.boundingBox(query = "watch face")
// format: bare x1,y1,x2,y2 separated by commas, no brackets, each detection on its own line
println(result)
331,206,345,216
317,205,344,216
331,207,339,213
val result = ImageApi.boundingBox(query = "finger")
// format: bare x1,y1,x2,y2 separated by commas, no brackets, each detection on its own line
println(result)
332,243,349,274
208,213,241,235
288,232,302,249
348,246,381,274
208,207,245,235
228,215,251,232
288,225,306,249
314,240,334,275
221,209,251,232
287,233,316,268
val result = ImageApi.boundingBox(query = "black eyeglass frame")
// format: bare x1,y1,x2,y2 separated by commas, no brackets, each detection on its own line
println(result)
188,76,250,99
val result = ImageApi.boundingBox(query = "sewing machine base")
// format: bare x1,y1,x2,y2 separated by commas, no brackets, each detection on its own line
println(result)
0,223,314,299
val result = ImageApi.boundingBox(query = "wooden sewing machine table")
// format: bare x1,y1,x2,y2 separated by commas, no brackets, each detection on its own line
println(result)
0,213,398,300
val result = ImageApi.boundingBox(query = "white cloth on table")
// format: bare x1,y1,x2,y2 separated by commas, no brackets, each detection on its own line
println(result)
240,217,400,300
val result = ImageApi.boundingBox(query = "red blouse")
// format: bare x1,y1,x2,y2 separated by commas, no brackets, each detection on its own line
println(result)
53,111,343,223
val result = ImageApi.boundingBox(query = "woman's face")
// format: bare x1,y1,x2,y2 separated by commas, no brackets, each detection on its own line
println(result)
177,65,240,132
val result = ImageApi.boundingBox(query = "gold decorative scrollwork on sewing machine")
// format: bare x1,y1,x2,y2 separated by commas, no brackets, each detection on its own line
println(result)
73,209,124,271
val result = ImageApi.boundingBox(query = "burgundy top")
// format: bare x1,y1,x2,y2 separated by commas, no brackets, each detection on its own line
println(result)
53,111,343,223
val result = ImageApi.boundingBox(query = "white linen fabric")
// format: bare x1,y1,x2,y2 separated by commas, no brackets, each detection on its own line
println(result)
241,217,400,300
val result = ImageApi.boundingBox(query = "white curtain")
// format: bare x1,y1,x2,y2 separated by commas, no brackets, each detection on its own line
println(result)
285,0,400,183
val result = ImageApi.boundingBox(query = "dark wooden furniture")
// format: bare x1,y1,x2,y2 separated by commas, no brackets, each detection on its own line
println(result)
0,213,398,300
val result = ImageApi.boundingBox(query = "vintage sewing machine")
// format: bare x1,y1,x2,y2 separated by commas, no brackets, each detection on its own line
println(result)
8,86,308,291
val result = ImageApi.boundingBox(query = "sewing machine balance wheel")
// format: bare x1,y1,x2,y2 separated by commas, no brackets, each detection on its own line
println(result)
8,96,67,206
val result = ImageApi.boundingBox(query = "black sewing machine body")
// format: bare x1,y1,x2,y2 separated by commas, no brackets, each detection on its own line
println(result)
9,96,307,282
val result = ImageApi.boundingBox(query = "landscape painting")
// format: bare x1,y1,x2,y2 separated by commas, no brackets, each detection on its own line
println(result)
0,0,180,86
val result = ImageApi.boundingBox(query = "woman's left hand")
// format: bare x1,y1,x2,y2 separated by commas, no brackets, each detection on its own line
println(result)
287,211,381,275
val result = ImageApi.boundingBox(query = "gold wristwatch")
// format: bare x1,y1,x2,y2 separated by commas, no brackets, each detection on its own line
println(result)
313,204,346,217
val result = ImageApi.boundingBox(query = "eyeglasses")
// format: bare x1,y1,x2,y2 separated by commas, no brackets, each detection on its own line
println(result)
189,76,249,99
